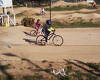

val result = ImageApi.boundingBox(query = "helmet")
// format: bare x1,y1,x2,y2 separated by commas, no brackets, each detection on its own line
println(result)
46,20,51,25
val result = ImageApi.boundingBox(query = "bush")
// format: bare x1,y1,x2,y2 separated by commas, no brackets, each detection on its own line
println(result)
21,17,35,27
86,63,100,70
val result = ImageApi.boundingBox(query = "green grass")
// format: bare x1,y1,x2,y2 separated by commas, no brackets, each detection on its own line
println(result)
84,73,98,80
22,75,43,80
86,63,100,70
46,5,94,11
52,21,100,28
0,64,10,70
65,65,73,74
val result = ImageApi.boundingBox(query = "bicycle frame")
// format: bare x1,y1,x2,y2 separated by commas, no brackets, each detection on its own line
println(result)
47,32,56,40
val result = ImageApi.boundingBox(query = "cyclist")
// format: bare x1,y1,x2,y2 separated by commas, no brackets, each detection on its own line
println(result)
40,7,46,16
33,19,41,35
92,1,96,8
89,0,97,8
42,20,55,43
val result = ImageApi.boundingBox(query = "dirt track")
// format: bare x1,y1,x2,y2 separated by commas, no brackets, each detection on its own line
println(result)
0,26,100,62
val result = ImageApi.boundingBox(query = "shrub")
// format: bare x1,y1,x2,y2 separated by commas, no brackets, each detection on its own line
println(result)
86,63,100,70
21,17,35,27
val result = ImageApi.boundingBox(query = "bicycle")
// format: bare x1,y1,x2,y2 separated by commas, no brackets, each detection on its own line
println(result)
36,30,64,46
30,28,43,36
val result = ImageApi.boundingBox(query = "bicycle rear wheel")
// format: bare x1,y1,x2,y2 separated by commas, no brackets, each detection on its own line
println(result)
30,30,37,36
36,35,46,45
52,35,63,46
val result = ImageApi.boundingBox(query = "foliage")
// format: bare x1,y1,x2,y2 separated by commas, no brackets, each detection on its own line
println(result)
65,65,73,74
22,75,43,80
86,63,100,70
13,0,50,6
21,17,35,27
0,64,10,70
95,0,100,4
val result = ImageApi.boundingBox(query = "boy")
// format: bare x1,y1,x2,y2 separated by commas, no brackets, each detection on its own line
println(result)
42,20,55,43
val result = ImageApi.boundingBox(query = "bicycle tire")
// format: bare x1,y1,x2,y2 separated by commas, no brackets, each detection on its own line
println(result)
52,35,64,46
30,30,37,36
36,35,46,45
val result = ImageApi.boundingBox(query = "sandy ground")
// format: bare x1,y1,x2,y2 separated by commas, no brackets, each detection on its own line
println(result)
0,26,100,63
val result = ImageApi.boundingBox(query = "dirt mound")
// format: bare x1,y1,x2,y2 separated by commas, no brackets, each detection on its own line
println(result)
22,8,40,16
72,13,100,19
53,13,100,23
52,1,68,7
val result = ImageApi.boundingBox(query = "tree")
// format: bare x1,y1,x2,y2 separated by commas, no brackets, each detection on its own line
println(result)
12,0,51,6
33,0,50,5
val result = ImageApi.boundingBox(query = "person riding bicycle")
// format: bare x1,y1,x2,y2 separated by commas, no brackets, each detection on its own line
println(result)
92,1,96,8
40,7,46,16
88,0,97,8
34,19,41,35
42,20,55,43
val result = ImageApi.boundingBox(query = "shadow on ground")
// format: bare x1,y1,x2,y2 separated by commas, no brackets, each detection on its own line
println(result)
64,59,100,77
23,31,32,36
2,53,57,78
23,38,36,44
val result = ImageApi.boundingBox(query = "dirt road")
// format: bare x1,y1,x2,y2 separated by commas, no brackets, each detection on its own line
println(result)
0,26,100,62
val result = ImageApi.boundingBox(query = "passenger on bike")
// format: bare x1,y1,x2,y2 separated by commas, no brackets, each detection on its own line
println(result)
34,19,41,35
42,20,55,43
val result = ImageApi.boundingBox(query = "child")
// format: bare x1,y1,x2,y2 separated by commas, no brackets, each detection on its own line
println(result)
42,20,55,43
92,1,96,8
34,19,41,34
40,7,46,16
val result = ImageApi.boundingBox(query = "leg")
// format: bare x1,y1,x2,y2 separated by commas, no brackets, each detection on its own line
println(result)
45,31,50,42
35,27,39,35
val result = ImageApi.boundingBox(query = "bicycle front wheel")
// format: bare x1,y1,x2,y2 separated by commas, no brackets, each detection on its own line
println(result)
52,35,64,46
30,30,37,36
36,35,46,45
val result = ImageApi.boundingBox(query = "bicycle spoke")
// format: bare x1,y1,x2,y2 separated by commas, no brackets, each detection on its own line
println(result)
36,35,46,45
52,35,63,46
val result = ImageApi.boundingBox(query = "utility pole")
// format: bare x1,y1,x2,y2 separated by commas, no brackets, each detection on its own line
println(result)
50,0,52,21
2,7,5,24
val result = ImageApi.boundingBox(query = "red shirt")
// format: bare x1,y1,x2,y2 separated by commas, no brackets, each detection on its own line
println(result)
34,22,41,29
